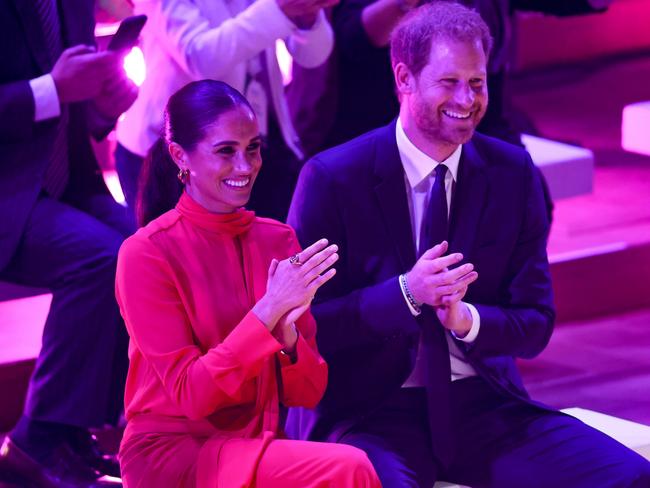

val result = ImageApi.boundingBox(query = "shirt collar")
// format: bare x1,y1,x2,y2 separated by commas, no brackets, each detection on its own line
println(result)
396,117,462,189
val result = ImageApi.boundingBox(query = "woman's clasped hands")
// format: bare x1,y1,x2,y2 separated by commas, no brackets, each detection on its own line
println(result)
252,238,338,353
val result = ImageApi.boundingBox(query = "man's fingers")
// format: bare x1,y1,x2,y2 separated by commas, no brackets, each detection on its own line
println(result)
420,241,448,261
442,263,474,283
441,290,465,306
421,252,463,274
436,271,478,294
60,44,96,58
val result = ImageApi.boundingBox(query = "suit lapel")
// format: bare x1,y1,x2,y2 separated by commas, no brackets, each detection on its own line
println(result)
373,121,417,271
12,0,53,72
448,138,489,261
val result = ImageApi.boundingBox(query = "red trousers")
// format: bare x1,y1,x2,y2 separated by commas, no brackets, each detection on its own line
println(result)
254,439,381,487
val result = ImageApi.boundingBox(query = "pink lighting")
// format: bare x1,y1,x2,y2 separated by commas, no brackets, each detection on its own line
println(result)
103,169,126,206
276,40,293,86
124,46,146,87
622,102,650,157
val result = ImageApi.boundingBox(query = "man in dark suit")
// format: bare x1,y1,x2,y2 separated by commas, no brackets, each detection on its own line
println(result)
286,2,650,486
0,1,137,485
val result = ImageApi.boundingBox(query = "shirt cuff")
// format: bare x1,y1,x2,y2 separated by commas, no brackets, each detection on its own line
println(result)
452,302,480,343
399,275,421,316
29,74,61,122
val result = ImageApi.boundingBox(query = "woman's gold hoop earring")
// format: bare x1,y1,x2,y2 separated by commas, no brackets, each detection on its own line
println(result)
177,168,190,184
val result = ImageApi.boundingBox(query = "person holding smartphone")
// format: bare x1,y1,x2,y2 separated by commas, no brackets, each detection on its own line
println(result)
0,1,137,486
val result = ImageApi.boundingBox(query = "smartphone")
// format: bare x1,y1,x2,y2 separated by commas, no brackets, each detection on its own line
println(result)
107,15,147,52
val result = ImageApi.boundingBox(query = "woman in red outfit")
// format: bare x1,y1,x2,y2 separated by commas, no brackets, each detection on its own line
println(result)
115,80,380,487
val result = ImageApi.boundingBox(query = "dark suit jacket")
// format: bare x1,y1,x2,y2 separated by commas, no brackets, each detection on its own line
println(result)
0,0,111,271
285,121,555,442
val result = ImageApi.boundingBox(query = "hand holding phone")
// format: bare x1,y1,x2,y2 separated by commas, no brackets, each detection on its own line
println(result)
107,14,147,52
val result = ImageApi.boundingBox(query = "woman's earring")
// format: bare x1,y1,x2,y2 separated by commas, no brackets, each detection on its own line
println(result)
177,168,190,184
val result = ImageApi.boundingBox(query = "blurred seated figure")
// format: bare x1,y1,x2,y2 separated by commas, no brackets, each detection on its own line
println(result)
115,80,380,487
115,0,336,221
288,0,613,155
0,0,138,486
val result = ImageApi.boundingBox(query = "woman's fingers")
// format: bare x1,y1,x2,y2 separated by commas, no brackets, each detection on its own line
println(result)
305,252,339,282
295,238,329,264
301,244,338,275
268,258,279,277
308,268,337,293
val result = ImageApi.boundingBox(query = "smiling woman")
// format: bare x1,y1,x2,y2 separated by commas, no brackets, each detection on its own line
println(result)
115,80,380,487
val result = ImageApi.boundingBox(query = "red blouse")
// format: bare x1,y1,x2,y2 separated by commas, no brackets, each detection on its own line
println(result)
115,193,328,487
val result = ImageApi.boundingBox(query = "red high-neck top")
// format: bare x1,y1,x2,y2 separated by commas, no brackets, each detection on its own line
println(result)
115,193,327,487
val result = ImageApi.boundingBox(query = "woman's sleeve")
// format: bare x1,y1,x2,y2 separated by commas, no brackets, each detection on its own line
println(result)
277,311,328,408
116,234,284,420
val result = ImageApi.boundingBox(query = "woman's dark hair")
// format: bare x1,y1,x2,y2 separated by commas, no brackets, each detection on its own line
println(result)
136,80,254,226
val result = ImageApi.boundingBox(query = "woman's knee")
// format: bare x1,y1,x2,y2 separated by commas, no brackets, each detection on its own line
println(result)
328,444,380,486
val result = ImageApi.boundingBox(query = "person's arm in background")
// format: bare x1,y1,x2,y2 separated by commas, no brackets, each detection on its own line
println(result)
157,0,334,80
1,45,136,143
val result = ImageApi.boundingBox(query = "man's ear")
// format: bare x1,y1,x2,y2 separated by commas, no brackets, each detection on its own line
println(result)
394,62,416,96
168,142,186,170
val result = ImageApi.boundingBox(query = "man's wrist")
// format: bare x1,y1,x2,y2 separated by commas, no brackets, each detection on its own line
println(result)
399,273,421,316
451,302,480,343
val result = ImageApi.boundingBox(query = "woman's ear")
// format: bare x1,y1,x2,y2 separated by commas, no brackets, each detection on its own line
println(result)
168,142,186,169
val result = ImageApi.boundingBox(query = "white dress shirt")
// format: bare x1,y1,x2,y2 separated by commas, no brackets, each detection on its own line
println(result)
396,118,479,384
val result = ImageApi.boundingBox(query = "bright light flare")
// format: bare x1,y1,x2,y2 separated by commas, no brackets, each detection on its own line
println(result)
276,40,293,86
124,46,146,86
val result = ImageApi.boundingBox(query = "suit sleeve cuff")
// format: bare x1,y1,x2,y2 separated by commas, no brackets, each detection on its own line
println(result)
29,74,61,122
452,302,480,343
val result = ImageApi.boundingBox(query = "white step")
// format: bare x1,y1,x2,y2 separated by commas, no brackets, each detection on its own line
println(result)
522,134,594,200
622,101,650,156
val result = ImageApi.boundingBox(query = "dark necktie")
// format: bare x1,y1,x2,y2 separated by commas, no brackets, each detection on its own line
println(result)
419,163,454,467
36,0,69,198
419,164,449,254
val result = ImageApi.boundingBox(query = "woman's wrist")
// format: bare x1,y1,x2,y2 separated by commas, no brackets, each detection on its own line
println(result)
252,297,281,331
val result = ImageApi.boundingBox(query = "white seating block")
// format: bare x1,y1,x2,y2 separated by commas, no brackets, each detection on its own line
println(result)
522,134,594,200
562,407,650,461
622,101,650,157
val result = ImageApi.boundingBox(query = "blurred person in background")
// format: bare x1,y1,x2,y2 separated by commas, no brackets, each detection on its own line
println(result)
289,0,614,155
115,0,336,222
0,0,138,486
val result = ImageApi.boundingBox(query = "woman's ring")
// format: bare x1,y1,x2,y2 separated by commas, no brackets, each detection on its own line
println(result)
289,253,302,266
